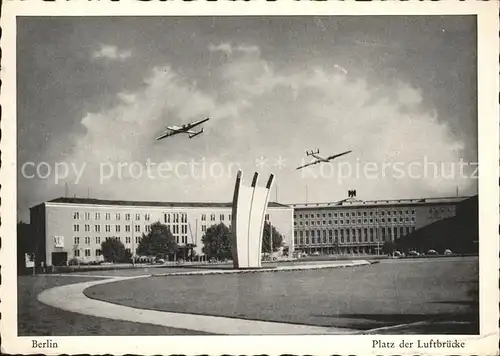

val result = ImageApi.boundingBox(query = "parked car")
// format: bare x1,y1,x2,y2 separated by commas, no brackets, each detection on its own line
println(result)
312,251,320,256
444,249,453,255
408,250,420,256
427,249,438,255
154,258,166,264
393,251,402,257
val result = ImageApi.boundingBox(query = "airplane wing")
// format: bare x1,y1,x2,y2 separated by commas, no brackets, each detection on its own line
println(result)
185,117,209,130
326,150,352,161
296,160,321,170
156,130,179,140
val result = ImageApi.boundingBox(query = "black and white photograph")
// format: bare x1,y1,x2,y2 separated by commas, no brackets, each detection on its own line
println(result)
1,1,499,355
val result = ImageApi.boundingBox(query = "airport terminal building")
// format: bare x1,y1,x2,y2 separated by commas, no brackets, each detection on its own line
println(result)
30,197,294,266
291,196,470,255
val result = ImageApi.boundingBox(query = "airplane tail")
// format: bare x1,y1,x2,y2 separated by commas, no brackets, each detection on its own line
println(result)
189,128,204,139
306,149,320,156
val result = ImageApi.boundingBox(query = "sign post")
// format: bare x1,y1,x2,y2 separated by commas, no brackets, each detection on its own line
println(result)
25,253,35,275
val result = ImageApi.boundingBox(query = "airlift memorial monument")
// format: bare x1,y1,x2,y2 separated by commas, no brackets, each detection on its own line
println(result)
231,170,275,269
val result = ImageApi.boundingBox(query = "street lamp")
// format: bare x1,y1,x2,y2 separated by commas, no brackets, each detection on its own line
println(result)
131,219,135,267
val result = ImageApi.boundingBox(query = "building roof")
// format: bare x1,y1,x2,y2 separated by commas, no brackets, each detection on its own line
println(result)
290,196,471,209
43,197,291,209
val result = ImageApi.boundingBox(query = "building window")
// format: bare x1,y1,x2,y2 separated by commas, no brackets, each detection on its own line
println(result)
73,212,80,219
126,213,131,221
95,212,100,220
116,225,121,232
74,249,80,257
85,224,91,232
84,212,91,220
201,214,206,221
126,236,131,244
135,236,140,244
211,214,216,221
135,213,140,221
135,225,140,232
73,224,80,232
202,225,207,232
96,236,101,244
95,225,101,232
96,249,102,256
85,249,91,257
125,225,131,232
220,214,225,221
265,214,270,221
105,213,111,220
346,219,350,225
116,213,121,220
85,236,91,245
105,225,111,232
328,213,332,218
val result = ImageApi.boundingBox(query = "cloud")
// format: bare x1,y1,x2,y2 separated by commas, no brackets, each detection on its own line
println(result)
55,43,473,206
93,44,132,61
208,43,232,55
208,43,260,57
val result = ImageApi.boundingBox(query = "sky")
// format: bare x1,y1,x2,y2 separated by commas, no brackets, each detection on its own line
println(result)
17,16,478,221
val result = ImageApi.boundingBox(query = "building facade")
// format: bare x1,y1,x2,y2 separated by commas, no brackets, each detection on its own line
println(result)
291,196,469,255
30,197,294,266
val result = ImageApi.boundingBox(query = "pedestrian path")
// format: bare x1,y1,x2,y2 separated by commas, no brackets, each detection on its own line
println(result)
38,261,370,335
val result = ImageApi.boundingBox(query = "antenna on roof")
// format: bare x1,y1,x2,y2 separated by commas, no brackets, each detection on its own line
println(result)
65,182,69,198
87,187,91,198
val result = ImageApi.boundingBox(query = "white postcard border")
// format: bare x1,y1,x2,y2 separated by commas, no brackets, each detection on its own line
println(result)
1,1,499,355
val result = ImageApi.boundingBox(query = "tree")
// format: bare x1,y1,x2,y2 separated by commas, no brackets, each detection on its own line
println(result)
101,238,127,263
202,223,232,260
262,221,284,253
382,240,397,255
136,221,178,259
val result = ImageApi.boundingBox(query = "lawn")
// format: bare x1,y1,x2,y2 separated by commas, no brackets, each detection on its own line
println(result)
85,257,479,333
18,275,208,336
